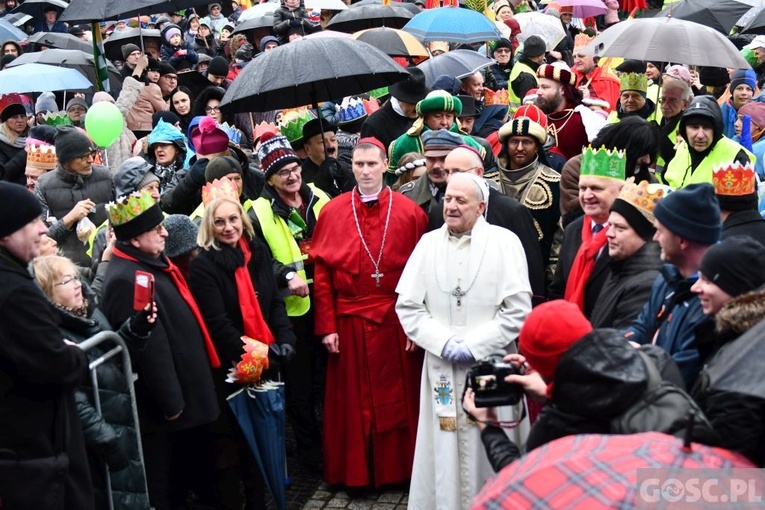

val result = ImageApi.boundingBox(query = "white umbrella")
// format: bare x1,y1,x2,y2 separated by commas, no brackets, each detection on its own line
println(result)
0,63,92,93
306,0,348,10
580,17,751,69
514,12,566,51
237,2,278,21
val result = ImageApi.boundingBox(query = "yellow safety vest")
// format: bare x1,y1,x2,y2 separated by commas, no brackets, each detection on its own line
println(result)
508,61,537,109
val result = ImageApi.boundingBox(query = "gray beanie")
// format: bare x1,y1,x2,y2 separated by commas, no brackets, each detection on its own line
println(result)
122,43,140,60
35,91,58,114
66,97,88,112
115,156,159,198
523,35,547,58
164,214,199,258
54,126,95,164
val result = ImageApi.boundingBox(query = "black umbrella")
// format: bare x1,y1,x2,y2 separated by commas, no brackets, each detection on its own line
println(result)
352,0,421,16
417,49,493,86
103,27,162,62
12,0,68,16
326,4,414,34
655,0,752,35
220,36,409,112
7,49,123,87
27,31,93,52
60,0,213,24
232,16,275,36
741,6,765,35
177,69,213,99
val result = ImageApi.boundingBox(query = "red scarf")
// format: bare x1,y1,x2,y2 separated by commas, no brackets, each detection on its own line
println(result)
236,237,275,345
114,247,221,367
564,216,609,312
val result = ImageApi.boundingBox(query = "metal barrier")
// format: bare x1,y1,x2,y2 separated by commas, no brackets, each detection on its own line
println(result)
78,331,148,510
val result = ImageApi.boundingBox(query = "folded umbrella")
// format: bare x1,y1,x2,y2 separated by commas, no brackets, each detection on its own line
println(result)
27,32,93,52
326,4,414,33
0,63,93,94
417,48,493,86
655,0,752,35
402,6,502,44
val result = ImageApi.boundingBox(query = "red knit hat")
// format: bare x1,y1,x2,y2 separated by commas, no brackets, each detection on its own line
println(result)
537,63,576,87
191,116,230,156
519,300,592,382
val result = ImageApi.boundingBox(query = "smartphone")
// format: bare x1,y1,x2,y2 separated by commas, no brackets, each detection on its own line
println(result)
133,271,155,311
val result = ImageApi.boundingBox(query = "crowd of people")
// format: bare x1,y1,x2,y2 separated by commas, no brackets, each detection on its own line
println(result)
1,0,765,509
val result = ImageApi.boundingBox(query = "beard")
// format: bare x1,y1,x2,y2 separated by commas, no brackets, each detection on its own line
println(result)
535,91,563,114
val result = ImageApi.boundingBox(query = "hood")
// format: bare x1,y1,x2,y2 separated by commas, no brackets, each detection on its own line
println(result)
259,36,279,53
115,156,155,197
552,329,648,418
679,95,723,145
148,118,187,153
715,287,765,337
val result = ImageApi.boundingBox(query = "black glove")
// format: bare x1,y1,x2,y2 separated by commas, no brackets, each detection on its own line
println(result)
279,343,296,362
129,306,155,337
290,18,301,27
189,162,207,186
104,441,130,472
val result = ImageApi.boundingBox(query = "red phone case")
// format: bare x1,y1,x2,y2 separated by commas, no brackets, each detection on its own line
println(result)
133,271,155,311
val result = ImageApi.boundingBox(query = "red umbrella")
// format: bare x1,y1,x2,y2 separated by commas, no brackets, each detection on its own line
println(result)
472,432,756,509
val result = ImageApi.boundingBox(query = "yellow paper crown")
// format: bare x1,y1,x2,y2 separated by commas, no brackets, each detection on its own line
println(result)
580,145,626,181
484,88,510,106
616,178,669,224
25,144,57,170
713,161,756,196
620,72,648,94
202,176,239,206
106,191,155,227
574,33,594,51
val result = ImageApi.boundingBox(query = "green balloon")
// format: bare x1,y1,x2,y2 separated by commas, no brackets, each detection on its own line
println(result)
85,101,123,148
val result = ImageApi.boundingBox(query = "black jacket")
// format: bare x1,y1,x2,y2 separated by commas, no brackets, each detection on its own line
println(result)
590,241,663,329
0,249,93,509
0,137,27,185
722,210,765,247
360,100,415,152
300,156,355,199
101,244,219,433
188,235,296,366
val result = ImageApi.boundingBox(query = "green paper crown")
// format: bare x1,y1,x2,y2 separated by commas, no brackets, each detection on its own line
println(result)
107,191,156,227
581,146,626,181
620,72,648,94
278,109,314,143
42,111,73,127
367,86,389,100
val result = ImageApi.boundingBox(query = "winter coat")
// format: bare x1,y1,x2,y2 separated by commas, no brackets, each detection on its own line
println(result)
100,243,219,434
35,164,114,266
188,235,296,366
273,1,313,43
126,82,168,134
693,288,765,466
360,100,415,153
590,241,663,329
486,62,512,92
300,156,355,199
0,249,93,510
0,130,27,185
193,34,222,57
160,40,199,69
722,209,765,247
107,77,141,173
49,294,150,510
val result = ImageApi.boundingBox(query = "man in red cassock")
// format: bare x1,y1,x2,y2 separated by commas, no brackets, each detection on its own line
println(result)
311,137,428,488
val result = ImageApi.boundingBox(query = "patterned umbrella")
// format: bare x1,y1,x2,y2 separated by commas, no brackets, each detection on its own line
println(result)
350,27,429,58
403,6,502,44
473,432,757,509
514,11,566,50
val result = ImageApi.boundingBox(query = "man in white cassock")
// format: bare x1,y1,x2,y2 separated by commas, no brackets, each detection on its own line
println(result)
396,172,532,510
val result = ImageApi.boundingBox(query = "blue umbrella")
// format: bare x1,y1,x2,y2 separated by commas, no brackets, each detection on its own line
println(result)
0,18,26,41
402,6,502,44
227,383,287,510
0,63,93,93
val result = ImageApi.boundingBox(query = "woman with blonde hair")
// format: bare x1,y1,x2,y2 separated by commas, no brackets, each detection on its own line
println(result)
188,194,296,510
32,254,156,510
0,93,30,185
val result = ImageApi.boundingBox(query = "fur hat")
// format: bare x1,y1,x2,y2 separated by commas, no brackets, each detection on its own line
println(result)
121,43,140,60
191,116,229,156
164,214,199,258
0,182,43,238
498,117,547,145
257,131,300,179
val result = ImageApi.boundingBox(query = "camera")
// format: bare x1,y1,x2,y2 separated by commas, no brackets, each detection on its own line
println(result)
465,355,525,408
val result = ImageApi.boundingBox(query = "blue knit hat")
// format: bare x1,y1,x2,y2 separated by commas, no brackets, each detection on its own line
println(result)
730,69,756,94
653,183,721,245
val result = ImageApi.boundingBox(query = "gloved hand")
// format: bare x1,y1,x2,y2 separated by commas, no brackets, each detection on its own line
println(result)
104,441,130,472
129,306,156,337
290,18,301,27
279,343,296,362
441,336,474,363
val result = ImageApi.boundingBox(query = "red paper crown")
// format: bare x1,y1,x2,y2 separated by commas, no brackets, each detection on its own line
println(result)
713,162,756,197
484,88,510,106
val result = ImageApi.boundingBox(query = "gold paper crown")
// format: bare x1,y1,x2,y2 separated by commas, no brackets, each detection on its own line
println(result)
580,145,626,181
25,144,57,170
620,72,648,94
484,88,510,106
713,161,756,196
574,33,594,51
616,178,669,224
106,191,156,227
278,108,315,143
202,176,239,206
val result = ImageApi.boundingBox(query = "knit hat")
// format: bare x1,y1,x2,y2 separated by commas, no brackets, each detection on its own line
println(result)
107,191,165,242
54,126,95,164
162,24,182,43
25,144,57,171
615,59,646,74
35,91,58,114
729,68,756,94
0,181,43,238
620,73,648,96
115,157,159,198
664,65,692,86
0,92,25,122
205,155,242,182
28,125,57,145
537,62,576,86
191,116,229,156
164,214,199,258
259,35,279,53
257,131,300,179
416,90,462,116
519,300,593,381
421,128,463,157
493,38,512,54
653,183,721,245
93,91,115,104
65,97,88,112
699,236,765,299
207,56,229,77
152,111,180,129
389,67,430,105
208,2,222,10
522,35,546,58
738,101,765,131
158,61,177,76
610,179,669,240
121,43,140,60
713,161,758,212
302,117,337,142
498,117,547,145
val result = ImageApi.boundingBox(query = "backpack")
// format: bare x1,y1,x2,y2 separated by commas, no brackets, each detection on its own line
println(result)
610,351,717,444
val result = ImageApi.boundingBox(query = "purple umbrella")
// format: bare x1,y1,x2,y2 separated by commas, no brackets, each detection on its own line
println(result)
542,0,608,18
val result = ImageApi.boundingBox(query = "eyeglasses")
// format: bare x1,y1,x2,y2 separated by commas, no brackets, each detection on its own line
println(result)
277,166,300,179
163,75,178,81
55,275,81,287
443,166,480,176
78,150,97,160
205,105,221,113
506,139,536,149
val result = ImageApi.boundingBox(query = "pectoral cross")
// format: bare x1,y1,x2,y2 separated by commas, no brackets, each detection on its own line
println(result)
452,285,466,307
371,270,384,287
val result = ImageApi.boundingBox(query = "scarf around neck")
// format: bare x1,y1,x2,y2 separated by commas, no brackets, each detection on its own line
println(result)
235,237,275,345
564,215,609,312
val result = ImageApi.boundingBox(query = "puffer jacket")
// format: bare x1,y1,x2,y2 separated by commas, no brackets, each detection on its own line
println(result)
48,289,150,509
126,82,168,134
272,0,313,43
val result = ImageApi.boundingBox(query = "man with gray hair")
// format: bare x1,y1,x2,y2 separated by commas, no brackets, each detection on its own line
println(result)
656,75,693,174
397,172,532,510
